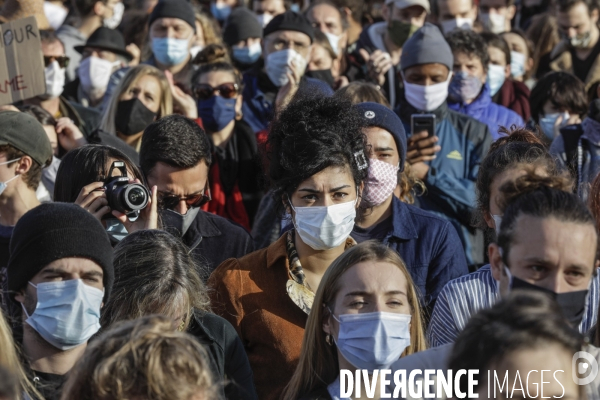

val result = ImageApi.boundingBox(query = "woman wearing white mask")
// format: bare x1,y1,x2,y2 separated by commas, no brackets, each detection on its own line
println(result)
283,241,427,400
209,94,369,400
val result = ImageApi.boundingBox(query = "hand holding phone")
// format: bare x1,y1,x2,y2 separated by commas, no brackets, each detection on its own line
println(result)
407,114,441,165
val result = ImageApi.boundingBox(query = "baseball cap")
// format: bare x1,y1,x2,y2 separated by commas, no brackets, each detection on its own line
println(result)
0,111,52,166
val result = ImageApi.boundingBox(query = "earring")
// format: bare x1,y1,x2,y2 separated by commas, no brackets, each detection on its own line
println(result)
325,334,333,346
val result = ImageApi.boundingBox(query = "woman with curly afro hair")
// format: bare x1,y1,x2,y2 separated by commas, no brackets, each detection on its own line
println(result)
208,93,369,400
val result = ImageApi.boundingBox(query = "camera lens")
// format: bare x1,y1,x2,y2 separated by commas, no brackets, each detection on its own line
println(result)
127,187,147,207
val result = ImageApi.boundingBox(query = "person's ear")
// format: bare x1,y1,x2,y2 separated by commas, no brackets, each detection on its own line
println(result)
15,156,33,175
235,94,243,120
489,243,504,281
506,4,516,20
526,56,534,73
592,8,599,24
282,194,292,215
483,211,495,229
14,287,26,304
342,6,353,22
504,63,511,79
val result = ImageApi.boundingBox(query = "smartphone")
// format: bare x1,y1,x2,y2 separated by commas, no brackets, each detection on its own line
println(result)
411,114,436,137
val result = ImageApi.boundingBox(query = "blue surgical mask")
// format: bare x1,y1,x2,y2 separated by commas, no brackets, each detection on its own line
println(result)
151,37,190,66
22,279,103,350
487,64,506,96
232,42,262,65
539,112,570,140
331,311,411,372
197,95,237,132
210,2,231,21
448,71,483,103
510,51,526,79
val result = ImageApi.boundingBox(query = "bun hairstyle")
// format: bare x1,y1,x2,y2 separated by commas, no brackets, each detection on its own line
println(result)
496,170,595,262
266,93,368,216
474,127,560,231
191,44,242,88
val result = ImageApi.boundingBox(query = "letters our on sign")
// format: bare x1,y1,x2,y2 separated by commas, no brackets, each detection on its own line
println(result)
0,24,37,48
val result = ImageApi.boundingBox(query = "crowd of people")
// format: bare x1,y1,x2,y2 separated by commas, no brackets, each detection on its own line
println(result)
2,0,600,398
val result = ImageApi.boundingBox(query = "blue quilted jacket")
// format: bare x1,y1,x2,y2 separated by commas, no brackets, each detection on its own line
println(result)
448,83,524,140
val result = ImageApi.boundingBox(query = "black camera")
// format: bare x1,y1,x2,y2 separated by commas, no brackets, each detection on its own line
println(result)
104,161,150,215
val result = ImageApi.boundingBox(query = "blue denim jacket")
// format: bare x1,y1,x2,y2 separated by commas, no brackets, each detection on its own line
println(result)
351,197,469,308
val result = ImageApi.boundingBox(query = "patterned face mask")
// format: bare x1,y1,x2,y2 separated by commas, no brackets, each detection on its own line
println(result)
361,159,399,207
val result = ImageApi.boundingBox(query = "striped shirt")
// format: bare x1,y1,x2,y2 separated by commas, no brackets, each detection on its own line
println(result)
427,265,600,347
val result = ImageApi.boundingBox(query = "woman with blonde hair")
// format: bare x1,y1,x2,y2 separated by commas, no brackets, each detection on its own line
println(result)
100,64,173,152
283,241,427,400
60,315,219,400
0,312,43,400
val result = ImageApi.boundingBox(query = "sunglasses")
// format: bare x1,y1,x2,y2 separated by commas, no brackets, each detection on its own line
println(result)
44,55,70,69
157,183,212,210
193,83,239,101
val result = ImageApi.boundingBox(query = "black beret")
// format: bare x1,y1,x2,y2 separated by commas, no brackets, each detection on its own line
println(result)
263,10,314,43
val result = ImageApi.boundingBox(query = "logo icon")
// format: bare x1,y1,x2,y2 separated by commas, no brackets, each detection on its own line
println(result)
572,351,599,385
365,111,375,119
447,150,463,160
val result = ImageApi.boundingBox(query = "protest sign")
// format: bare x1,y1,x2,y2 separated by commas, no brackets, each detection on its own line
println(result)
0,16,45,106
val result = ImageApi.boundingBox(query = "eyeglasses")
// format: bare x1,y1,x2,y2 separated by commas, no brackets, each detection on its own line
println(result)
44,55,70,69
193,83,239,101
157,183,212,210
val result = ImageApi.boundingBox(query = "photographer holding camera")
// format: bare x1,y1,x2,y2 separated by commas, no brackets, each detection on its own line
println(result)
54,144,158,243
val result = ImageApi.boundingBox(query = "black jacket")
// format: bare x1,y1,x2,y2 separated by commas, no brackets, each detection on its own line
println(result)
189,312,258,400
181,210,254,281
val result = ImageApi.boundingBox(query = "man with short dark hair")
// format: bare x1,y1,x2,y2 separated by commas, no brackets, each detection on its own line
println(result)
56,0,124,82
6,202,114,400
446,29,524,139
140,115,253,281
551,0,600,90
0,111,53,310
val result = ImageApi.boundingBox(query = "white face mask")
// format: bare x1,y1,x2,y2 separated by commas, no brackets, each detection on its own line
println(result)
510,50,526,79
257,13,273,28
44,61,66,99
44,1,68,30
290,199,357,250
265,49,307,87
480,12,506,34
324,31,342,56
103,2,124,29
440,17,473,34
403,72,452,112
0,157,22,196
78,56,120,101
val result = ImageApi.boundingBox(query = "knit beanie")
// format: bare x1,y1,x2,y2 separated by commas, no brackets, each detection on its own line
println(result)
148,0,196,31
263,10,314,43
7,203,114,303
223,7,263,46
400,23,453,72
353,102,407,172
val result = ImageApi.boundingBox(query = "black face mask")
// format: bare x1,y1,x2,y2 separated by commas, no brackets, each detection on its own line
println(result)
115,98,157,136
509,273,589,327
305,69,335,89
159,207,200,237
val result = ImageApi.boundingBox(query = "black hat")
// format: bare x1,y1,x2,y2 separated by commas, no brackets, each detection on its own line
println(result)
223,7,263,46
353,102,407,172
263,11,314,43
148,0,196,31
0,111,52,167
74,27,134,61
7,203,115,303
